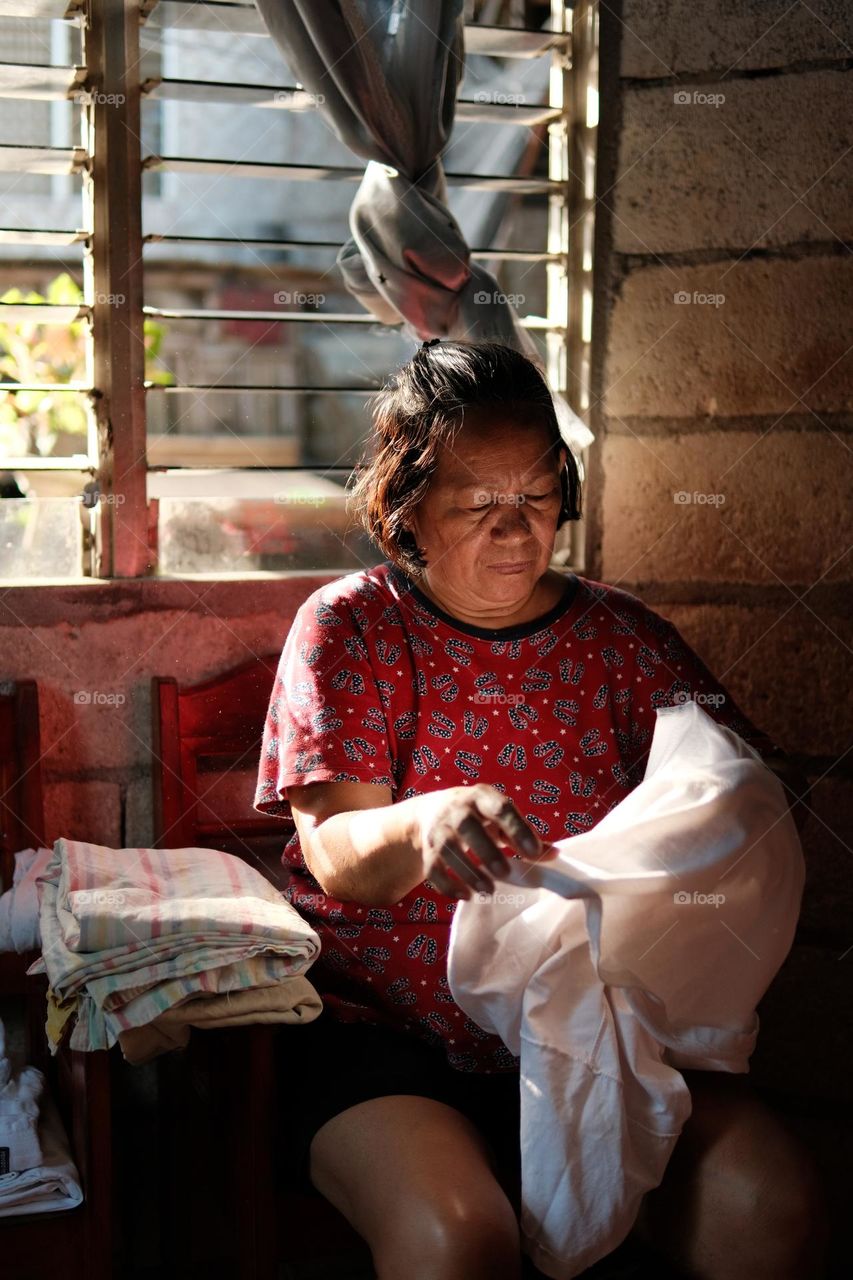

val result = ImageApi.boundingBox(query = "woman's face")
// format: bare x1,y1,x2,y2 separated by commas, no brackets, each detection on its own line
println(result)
406,409,567,626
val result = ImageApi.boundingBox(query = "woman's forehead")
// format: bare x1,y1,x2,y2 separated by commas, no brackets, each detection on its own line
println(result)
440,450,559,494
436,416,558,480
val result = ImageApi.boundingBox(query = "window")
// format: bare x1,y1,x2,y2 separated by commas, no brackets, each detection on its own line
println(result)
0,0,598,581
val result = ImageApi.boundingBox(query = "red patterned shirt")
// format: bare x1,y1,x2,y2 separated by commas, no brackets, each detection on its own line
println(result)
254,560,782,1072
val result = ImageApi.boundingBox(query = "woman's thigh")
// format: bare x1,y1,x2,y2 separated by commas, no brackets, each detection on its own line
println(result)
308,1093,523,1280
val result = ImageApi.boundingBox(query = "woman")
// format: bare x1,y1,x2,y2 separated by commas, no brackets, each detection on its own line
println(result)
255,341,824,1280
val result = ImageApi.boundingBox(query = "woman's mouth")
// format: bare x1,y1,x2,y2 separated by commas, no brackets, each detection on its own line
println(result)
488,560,535,574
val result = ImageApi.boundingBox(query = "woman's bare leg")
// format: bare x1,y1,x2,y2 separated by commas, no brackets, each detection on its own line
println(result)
308,1094,522,1280
632,1071,829,1279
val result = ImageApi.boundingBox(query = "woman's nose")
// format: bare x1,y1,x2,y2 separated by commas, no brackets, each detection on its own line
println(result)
492,502,531,537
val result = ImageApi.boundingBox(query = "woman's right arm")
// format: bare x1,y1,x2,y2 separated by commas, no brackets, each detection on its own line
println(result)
288,780,555,907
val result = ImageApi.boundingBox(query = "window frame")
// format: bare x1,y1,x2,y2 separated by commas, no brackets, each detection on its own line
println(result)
0,0,598,582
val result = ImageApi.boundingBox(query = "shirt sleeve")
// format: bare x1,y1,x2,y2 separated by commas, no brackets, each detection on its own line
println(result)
253,589,396,822
622,601,784,784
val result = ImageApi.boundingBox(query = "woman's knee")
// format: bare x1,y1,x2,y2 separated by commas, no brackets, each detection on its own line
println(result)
373,1190,522,1280
732,1142,828,1277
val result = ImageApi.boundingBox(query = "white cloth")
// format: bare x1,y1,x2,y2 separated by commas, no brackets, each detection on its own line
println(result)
0,1088,83,1216
0,1019,44,1173
0,847,53,953
447,700,805,1279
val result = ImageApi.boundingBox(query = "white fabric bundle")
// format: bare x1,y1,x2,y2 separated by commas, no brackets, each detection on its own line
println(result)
0,1088,82,1216
0,847,53,953
448,700,805,1279
0,1020,43,1173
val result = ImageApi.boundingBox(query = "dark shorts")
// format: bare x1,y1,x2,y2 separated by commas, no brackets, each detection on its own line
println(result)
270,1009,522,1201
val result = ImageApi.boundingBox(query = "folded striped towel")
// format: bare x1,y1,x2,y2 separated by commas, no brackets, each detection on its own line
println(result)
29,839,322,1054
117,974,323,1065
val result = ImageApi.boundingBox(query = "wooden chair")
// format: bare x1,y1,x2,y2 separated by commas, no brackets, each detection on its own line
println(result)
152,656,371,1280
0,681,112,1280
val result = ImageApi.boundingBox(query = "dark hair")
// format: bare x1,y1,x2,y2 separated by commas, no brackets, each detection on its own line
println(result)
346,339,583,575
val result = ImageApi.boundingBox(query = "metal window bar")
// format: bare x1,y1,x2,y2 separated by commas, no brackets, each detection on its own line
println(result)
2,0,597,579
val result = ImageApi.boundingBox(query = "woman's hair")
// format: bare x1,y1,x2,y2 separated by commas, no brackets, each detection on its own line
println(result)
346,339,583,575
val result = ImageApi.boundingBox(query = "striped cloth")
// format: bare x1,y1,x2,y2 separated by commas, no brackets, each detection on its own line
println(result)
28,839,322,1054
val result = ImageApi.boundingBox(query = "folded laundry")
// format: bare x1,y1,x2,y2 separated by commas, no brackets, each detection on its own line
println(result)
0,847,53,954
30,840,322,1054
117,973,323,1065
0,1087,83,1217
448,700,805,1280
0,1020,43,1173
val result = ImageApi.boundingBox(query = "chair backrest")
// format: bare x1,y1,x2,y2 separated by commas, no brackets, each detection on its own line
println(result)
151,655,290,889
0,680,45,894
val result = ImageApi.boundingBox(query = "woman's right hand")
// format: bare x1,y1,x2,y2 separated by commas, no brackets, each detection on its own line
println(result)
411,783,558,899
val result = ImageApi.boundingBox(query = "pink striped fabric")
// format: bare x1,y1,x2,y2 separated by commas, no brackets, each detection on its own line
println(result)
29,839,321,1053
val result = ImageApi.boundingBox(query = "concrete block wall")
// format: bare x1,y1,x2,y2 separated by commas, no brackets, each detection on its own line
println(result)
0,578,335,851
588,0,853,1142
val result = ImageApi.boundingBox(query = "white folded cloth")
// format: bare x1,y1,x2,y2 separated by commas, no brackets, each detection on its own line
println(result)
0,848,53,953
0,1087,83,1216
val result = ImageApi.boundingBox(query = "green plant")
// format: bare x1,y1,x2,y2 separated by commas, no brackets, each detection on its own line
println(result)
0,271,172,458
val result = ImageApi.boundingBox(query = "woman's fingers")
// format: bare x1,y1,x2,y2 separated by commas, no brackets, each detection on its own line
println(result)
455,814,512,879
437,833,493,895
474,789,542,857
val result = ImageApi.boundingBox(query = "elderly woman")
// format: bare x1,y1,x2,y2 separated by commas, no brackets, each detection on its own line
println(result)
255,340,824,1280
